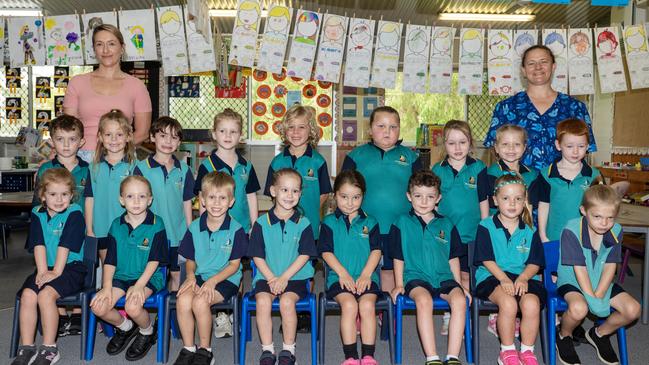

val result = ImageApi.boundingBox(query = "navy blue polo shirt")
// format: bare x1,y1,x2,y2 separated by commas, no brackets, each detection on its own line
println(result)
32,156,90,212
27,203,85,266
481,160,539,214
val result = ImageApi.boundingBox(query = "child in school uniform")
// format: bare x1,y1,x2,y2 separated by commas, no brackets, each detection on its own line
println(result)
249,168,318,365
390,170,469,365
473,172,545,365
555,185,640,365
172,172,249,365
89,176,168,361
134,116,195,291
319,170,382,365
11,168,86,365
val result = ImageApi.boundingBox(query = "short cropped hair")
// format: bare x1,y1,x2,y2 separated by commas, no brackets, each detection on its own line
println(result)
50,114,84,138
556,118,590,144
150,116,183,140
201,171,235,197
408,170,441,194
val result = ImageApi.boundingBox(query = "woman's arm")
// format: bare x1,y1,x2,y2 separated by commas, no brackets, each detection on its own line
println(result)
132,112,152,145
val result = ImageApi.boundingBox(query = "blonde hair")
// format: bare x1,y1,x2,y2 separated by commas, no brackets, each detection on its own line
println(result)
120,175,152,196
159,9,181,24
213,108,243,133
493,172,533,227
201,171,235,197
582,184,621,214
443,119,474,148
94,109,135,165
495,124,527,145
268,6,290,20
38,168,76,205
278,105,320,148
92,24,124,46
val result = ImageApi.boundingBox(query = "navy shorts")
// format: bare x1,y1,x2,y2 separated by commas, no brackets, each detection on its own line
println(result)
20,262,87,298
112,278,160,294
380,233,392,270
168,246,180,272
475,272,546,308
196,277,239,302
405,279,462,298
557,283,626,300
98,236,108,251
254,279,308,300
458,242,469,273
326,281,381,300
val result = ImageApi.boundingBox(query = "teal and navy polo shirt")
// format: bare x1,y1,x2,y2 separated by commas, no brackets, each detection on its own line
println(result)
133,155,195,247
482,160,539,214
32,156,90,212
178,213,248,286
103,210,168,292
195,151,260,231
432,156,488,244
318,208,381,289
84,157,134,238
247,209,317,287
27,203,85,266
264,145,332,239
473,215,544,286
342,142,422,234
389,210,463,287
536,160,601,241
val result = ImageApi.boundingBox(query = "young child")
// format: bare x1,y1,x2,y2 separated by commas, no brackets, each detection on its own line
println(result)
173,172,249,365
555,185,640,365
319,170,382,365
473,172,545,365
390,170,469,365
12,168,86,365
342,106,422,293
249,168,318,365
89,176,168,361
134,116,194,291
85,109,136,261
537,118,602,243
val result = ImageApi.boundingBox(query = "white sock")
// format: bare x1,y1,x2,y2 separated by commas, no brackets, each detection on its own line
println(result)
201,347,212,352
262,343,274,354
184,346,196,352
283,342,296,355
446,355,459,360
426,355,440,361
139,322,154,335
520,344,535,353
501,343,516,352
117,318,133,331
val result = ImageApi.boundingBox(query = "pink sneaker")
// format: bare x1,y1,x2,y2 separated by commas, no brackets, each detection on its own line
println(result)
518,350,539,365
497,349,521,365
488,313,499,337
360,355,379,365
341,358,360,365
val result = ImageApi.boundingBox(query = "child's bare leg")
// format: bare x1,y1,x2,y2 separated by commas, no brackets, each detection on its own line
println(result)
98,249,107,263
599,293,641,336
381,270,395,293
560,293,588,337
519,294,540,346
19,289,39,346
358,294,377,346
279,292,299,345
91,288,126,326
176,290,196,347
124,287,154,329
488,287,517,346
37,286,62,344
255,293,275,346
335,293,359,345
442,288,466,357
411,287,437,357
460,272,470,292
194,291,225,349
169,271,180,292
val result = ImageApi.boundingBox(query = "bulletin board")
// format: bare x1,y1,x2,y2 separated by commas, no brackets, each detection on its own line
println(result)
337,85,385,146
613,88,649,148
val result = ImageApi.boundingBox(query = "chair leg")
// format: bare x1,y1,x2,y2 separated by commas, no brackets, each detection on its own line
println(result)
617,327,628,365
387,299,395,365
80,293,88,360
239,299,248,365
310,295,317,365
156,295,166,363
86,311,97,361
547,303,557,365
2,225,8,260
233,296,240,365
618,248,631,284
472,304,480,365
540,308,549,365
318,295,325,365
10,296,20,358
394,299,402,365
464,298,473,364
163,296,172,364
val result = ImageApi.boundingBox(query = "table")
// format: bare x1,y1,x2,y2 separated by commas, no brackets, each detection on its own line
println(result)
618,203,649,324
0,191,34,209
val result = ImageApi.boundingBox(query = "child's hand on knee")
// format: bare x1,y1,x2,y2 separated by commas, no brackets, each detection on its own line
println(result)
355,275,372,294
269,275,288,295
178,276,197,296
514,277,529,296
198,280,217,303
339,273,356,294
126,285,146,306
91,288,113,308
500,278,515,296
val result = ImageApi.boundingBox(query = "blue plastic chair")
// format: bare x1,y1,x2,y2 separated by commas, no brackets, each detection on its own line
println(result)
240,261,317,365
543,240,629,365
10,236,98,361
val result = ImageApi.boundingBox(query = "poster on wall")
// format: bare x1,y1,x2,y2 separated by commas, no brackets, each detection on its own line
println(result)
429,26,455,94
44,14,83,66
168,76,200,97
543,29,568,93
511,30,537,93
184,8,217,73
402,24,430,94
157,6,189,76
228,0,261,68
7,17,46,67
595,26,627,93
458,28,484,95
5,97,22,121
81,11,118,64
567,28,595,95
35,110,52,125
35,76,51,100
314,14,348,83
371,20,401,89
286,10,321,79
54,66,69,89
343,18,375,88
487,29,514,95
119,9,157,62
623,25,649,90
257,5,292,74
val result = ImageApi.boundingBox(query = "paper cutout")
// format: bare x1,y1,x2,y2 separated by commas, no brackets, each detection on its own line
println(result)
54,66,69,90
257,5,292,74
623,25,649,90
6,67,22,92
429,27,455,94
81,11,118,65
5,97,22,122
184,8,217,73
343,18,375,88
314,14,348,83
54,96,65,116
458,28,484,95
7,17,46,67
35,76,51,101
229,0,261,68
0,18,5,56
595,26,627,93
402,24,430,94
512,30,538,93
286,10,321,80
119,9,157,61
370,21,402,89
157,6,189,76
44,14,83,66
567,28,595,95
487,29,514,95
543,29,568,93
36,110,52,125
342,120,357,142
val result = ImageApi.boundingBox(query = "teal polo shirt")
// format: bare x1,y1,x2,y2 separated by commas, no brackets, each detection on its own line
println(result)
84,157,134,238
432,156,488,244
264,145,332,239
32,156,90,213
537,160,601,241
473,215,544,286
195,151,260,231
27,203,85,266
178,213,249,286
482,160,539,215
318,209,381,289
104,210,168,292
342,142,422,234
247,209,317,287
133,155,195,247
389,210,463,287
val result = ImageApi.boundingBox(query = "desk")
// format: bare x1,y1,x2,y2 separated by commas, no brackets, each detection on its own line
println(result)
618,203,649,324
0,191,34,209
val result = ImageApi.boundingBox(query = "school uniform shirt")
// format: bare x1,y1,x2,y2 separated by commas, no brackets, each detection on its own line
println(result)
432,156,488,244
264,145,332,239
473,216,544,286
318,209,381,289
32,156,90,212
133,155,195,247
195,151,260,231
84,157,134,238
27,203,85,267
103,210,169,291
342,142,422,234
247,209,317,287
536,160,601,241
178,213,249,286
482,160,539,215
389,210,464,288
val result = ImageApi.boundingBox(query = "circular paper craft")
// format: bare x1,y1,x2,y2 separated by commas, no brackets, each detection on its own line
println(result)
291,76,303,83
274,84,287,98
316,94,331,108
272,121,281,135
318,80,332,89
271,103,286,118
273,69,287,81
302,84,317,98
256,85,271,99
318,127,324,140
317,112,332,127
254,121,269,135
252,102,267,116
253,69,267,81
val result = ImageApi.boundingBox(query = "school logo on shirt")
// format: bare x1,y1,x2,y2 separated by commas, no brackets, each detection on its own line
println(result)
515,238,530,254
239,170,249,183
395,155,409,166
139,238,149,249
175,177,184,191
465,176,476,189
221,238,233,252
80,178,86,186
435,230,448,244
361,225,369,238
580,179,591,191
303,169,317,181
52,221,64,236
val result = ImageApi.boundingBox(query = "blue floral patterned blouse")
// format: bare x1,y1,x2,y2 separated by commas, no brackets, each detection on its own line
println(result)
484,91,596,170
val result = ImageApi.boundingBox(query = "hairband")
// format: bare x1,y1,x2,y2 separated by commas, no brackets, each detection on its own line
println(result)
494,174,525,194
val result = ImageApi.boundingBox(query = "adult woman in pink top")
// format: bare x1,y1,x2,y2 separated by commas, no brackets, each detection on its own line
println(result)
64,24,151,161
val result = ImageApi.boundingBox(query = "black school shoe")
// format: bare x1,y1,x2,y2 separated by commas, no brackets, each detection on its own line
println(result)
106,325,138,355
572,324,588,345
586,326,620,365
277,350,296,365
57,315,69,337
556,328,581,365
125,325,157,361
259,350,276,365
297,313,311,333
67,314,82,335
193,348,215,365
444,357,463,365
172,348,194,365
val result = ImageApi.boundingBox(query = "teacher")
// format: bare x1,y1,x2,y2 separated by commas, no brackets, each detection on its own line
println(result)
484,45,596,170
64,24,152,161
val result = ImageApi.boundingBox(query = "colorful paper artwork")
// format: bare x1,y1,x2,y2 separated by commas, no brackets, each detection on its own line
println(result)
44,14,83,66
54,96,65,116
157,6,189,76
35,76,51,100
342,120,358,142
543,29,568,93
0,18,5,56
6,67,22,90
458,28,484,95
343,18,375,88
257,5,292,74
119,9,157,62
314,14,348,83
53,66,69,89
362,96,378,117
36,109,52,125
286,10,321,80
623,25,649,90
5,97,22,121
595,26,627,93
487,29,514,95
342,96,357,117
81,11,118,65
567,28,595,95
512,30,537,93
229,0,261,68
429,27,455,94
184,8,217,73
371,21,402,89
168,76,200,97
402,24,430,94
7,17,46,67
